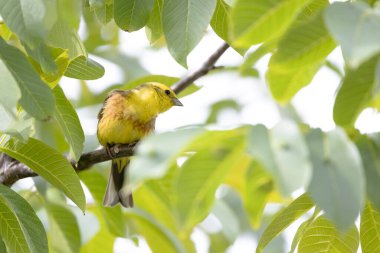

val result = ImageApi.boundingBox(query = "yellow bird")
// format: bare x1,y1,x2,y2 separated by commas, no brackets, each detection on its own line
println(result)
97,82,183,207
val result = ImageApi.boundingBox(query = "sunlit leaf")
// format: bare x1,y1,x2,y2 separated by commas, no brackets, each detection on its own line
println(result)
256,193,314,253
0,137,86,212
211,0,230,43
245,162,274,229
90,0,113,24
32,49,70,88
267,3,335,103
175,131,245,231
361,201,380,253
134,180,178,232
240,40,277,74
125,209,186,253
231,0,309,47
298,216,359,253
333,56,378,126
0,184,48,253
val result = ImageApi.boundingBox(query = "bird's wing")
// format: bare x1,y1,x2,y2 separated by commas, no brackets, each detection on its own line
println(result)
98,89,131,120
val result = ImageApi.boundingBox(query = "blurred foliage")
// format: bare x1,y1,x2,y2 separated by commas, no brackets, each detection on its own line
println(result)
0,0,380,253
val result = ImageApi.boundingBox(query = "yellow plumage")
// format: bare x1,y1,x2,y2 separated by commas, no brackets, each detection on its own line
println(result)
97,82,182,207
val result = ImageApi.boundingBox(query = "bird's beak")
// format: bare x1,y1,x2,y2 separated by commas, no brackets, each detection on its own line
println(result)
172,97,183,106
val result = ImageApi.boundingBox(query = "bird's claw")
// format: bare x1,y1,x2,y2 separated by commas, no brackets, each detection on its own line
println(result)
106,144,121,159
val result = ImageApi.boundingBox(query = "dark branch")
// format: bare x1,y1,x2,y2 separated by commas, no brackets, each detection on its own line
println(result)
172,42,230,94
0,42,230,186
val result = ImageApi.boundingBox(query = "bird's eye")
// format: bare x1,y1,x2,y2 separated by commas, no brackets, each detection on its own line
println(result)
165,90,171,95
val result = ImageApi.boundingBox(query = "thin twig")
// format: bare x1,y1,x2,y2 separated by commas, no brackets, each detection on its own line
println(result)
172,42,230,94
0,42,230,186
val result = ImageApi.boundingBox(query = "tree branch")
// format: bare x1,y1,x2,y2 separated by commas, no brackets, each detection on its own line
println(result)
0,42,230,186
172,42,230,94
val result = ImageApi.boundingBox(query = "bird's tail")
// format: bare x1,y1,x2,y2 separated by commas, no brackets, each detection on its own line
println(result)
103,157,134,207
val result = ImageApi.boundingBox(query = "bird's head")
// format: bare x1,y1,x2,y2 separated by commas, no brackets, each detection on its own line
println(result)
147,82,183,112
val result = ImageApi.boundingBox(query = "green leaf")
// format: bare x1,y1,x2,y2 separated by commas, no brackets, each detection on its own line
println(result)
53,86,84,161
244,162,274,229
231,0,310,47
162,0,217,67
114,0,154,32
212,200,240,242
128,128,205,188
256,193,314,253
298,216,359,253
80,170,125,237
125,209,186,253
80,227,115,253
24,42,57,73
0,238,5,253
240,40,277,73
175,131,245,231
206,99,241,124
0,37,55,120
57,0,81,30
324,2,380,68
210,0,230,42
80,208,115,253
47,22,86,60
333,56,378,126
248,123,312,196
0,0,55,48
47,203,81,253
290,220,310,253
267,3,335,103
0,137,86,212
135,181,179,232
306,129,365,231
146,0,163,44
356,135,380,210
1,117,33,141
361,201,380,253
64,56,105,80
269,5,334,70
289,207,320,253
123,75,200,97
0,184,48,253
90,0,114,24
33,48,70,88
0,59,21,112
266,63,320,104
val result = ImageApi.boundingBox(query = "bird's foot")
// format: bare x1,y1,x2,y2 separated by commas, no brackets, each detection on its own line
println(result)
106,144,121,159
